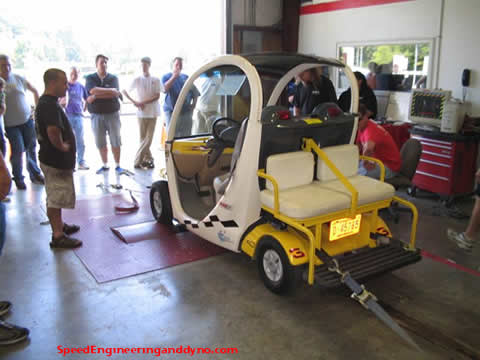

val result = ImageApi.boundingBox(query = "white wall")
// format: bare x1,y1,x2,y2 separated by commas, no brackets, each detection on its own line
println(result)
298,0,480,114
299,0,442,57
438,0,480,114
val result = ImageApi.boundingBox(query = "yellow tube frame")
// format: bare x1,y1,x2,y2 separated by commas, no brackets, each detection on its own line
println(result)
359,155,386,182
302,139,358,217
392,196,418,249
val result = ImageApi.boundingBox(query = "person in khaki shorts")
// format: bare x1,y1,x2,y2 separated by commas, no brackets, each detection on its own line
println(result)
35,69,82,249
122,57,162,169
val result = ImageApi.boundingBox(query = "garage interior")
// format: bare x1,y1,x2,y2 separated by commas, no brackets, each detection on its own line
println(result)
1,0,480,359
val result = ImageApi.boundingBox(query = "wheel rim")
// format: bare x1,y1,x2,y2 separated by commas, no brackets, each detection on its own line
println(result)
153,190,163,217
263,249,283,283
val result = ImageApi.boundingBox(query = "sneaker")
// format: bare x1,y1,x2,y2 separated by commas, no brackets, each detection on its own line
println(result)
144,160,155,169
0,301,11,316
78,163,90,170
96,165,110,174
447,229,474,252
50,234,82,249
115,166,126,174
0,319,29,345
30,173,45,185
14,180,26,190
63,223,80,235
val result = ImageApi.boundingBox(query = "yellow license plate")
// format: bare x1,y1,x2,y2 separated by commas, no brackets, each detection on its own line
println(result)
329,215,362,241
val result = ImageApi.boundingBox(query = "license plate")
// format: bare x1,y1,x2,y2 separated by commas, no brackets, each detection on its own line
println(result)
329,215,362,241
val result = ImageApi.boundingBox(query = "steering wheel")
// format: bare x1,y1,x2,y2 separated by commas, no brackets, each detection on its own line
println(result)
206,117,240,168
212,117,240,146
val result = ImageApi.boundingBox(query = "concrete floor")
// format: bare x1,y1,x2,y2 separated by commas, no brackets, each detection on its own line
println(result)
1,117,479,359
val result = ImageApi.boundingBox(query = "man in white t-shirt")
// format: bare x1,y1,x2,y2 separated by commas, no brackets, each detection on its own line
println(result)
123,57,162,169
193,70,223,135
0,54,44,190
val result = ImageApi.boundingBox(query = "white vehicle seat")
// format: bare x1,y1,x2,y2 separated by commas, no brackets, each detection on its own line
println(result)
260,145,395,219
213,119,248,201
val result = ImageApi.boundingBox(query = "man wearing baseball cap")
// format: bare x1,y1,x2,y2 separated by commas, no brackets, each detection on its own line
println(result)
122,57,162,169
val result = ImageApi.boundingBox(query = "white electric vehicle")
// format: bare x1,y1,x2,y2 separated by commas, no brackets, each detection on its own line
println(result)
150,53,421,296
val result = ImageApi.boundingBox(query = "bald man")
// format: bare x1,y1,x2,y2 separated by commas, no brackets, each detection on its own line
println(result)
35,69,82,249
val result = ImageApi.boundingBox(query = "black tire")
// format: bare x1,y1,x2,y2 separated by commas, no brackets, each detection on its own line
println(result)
257,237,300,295
150,181,173,224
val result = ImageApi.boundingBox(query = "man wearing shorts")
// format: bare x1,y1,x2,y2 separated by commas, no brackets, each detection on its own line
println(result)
85,55,125,174
35,69,82,249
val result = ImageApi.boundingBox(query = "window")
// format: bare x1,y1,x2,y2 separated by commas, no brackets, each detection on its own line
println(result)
174,66,251,138
338,41,434,92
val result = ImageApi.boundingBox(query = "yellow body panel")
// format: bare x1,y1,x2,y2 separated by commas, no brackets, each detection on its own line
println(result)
241,224,310,266
172,137,234,155
320,213,376,256
375,216,392,238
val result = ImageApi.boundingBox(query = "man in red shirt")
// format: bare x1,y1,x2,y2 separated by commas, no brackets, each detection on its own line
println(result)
357,104,402,179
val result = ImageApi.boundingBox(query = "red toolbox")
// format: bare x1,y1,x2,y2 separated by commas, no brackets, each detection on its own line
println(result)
410,128,478,199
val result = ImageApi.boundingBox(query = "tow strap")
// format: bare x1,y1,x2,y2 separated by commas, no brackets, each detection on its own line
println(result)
96,183,140,213
114,190,139,213
316,249,421,351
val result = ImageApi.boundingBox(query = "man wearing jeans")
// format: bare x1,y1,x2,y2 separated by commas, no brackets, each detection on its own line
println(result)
0,152,30,344
357,104,401,180
85,54,125,174
62,67,89,170
0,54,44,190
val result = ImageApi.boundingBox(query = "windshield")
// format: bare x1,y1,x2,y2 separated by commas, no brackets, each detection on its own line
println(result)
175,65,252,138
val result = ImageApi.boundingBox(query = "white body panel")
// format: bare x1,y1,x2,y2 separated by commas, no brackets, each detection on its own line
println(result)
165,54,359,252
166,55,263,252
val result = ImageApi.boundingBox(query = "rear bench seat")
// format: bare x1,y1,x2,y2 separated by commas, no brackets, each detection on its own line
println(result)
259,145,395,219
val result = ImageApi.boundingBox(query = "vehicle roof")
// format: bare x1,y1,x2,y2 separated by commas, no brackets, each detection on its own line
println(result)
241,52,345,75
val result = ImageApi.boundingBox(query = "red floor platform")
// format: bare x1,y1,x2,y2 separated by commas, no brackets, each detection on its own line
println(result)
63,193,225,283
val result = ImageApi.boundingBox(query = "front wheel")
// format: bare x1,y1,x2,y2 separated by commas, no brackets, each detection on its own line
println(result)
257,237,300,295
150,181,173,225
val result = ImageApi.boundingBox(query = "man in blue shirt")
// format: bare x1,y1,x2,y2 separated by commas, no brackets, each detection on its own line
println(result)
62,67,89,170
162,57,199,137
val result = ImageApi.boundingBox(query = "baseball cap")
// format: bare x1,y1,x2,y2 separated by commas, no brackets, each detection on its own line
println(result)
141,56,152,64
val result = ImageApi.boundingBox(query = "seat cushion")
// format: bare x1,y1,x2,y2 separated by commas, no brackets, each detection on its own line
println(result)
265,151,314,191
260,183,351,219
214,173,230,197
260,175,394,219
317,144,359,182
315,175,395,206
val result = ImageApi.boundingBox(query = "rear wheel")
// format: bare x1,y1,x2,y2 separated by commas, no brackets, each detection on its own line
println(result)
150,181,173,224
257,237,300,294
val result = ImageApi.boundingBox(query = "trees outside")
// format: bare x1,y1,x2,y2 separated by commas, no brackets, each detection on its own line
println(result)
340,43,430,73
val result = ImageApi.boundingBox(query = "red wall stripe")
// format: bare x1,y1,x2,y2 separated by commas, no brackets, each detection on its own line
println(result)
300,0,413,15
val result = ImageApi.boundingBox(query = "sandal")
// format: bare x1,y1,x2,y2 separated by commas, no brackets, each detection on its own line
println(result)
0,319,29,345
0,301,11,317
63,223,80,235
